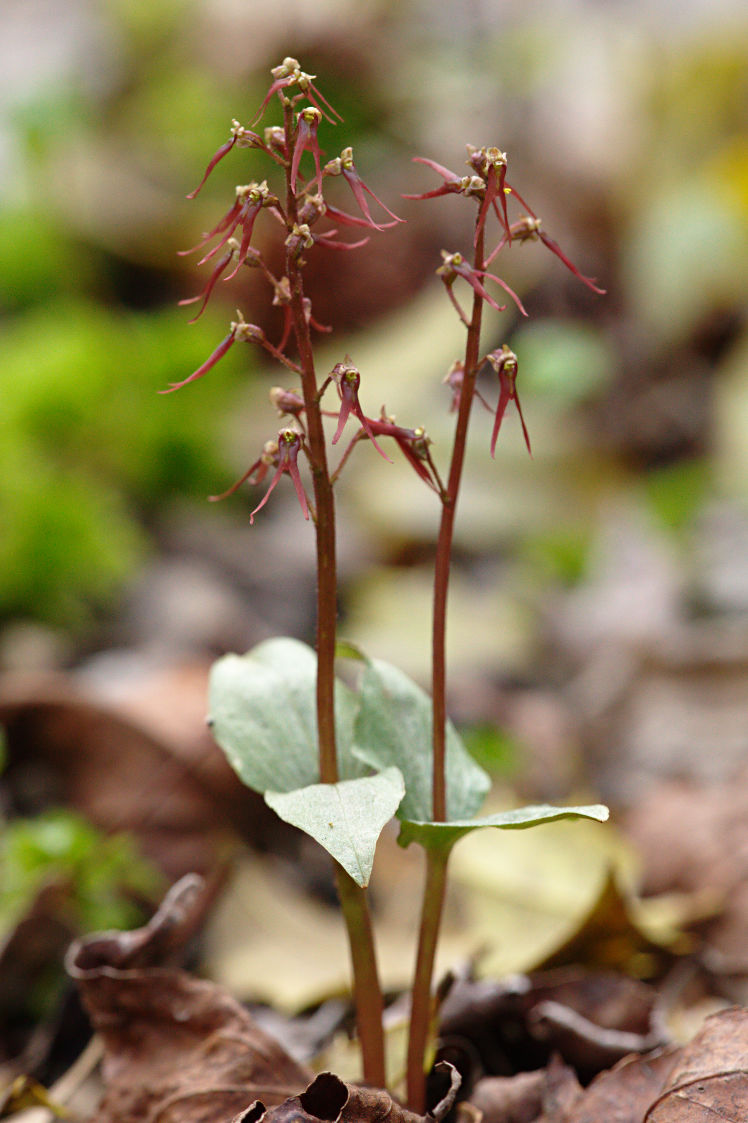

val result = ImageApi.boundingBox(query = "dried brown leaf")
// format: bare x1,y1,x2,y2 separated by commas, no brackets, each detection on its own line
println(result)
469,1069,547,1123
644,1007,748,1123
0,668,263,880
242,1065,460,1123
66,876,311,1123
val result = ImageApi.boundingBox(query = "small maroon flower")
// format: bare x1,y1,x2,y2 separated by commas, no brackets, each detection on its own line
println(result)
269,386,305,419
495,186,606,294
209,439,277,502
324,147,403,230
323,202,400,231
186,119,263,199
178,198,243,259
466,145,510,240
291,107,324,192
161,316,266,394
288,212,370,254
178,246,235,322
437,250,527,322
443,359,492,414
266,270,331,352
297,193,327,226
208,182,277,278
365,413,439,489
249,427,310,525
160,328,237,394
179,181,277,273
252,57,342,127
313,229,371,252
486,345,531,458
264,125,288,158
331,359,392,461
285,222,315,260
403,157,484,201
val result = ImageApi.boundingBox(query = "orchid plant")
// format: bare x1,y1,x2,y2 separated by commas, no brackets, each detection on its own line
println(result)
169,58,608,1111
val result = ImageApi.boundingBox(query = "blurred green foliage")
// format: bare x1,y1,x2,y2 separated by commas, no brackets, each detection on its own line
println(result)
0,807,161,938
0,298,246,627
460,724,520,777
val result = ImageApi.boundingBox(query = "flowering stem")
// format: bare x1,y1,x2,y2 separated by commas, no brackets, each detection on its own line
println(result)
405,847,450,1112
433,220,485,820
283,104,385,1088
406,219,486,1112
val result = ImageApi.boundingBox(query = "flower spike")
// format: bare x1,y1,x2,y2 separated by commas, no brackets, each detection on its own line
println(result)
250,428,310,524
331,359,392,461
487,345,531,457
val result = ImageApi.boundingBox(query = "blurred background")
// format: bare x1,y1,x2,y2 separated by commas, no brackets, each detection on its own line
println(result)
1,0,748,1075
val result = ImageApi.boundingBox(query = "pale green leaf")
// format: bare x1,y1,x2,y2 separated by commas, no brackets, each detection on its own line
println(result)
398,803,610,852
208,637,363,794
265,768,405,887
352,657,490,822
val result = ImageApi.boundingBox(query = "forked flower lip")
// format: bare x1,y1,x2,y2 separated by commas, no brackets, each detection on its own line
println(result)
486,345,531,458
325,147,404,230
249,427,310,524
330,360,392,461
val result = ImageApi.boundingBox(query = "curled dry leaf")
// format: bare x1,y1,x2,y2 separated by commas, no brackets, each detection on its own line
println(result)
438,967,667,1087
491,1006,748,1123
232,1063,461,1123
66,876,311,1123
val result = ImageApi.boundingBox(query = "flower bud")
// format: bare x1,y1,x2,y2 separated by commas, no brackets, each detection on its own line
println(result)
270,386,305,417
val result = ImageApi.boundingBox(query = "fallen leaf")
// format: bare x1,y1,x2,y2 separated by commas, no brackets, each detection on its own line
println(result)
559,1047,679,1123
0,668,255,879
238,1063,460,1123
439,967,667,1087
469,1069,547,1123
66,876,311,1123
644,1007,748,1123
447,810,633,977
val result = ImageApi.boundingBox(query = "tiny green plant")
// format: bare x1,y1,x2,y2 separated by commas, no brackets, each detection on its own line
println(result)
169,57,608,1110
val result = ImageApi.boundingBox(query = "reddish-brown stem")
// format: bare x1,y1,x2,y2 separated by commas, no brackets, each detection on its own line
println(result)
432,221,486,822
283,103,385,1089
406,219,486,1112
405,847,450,1112
283,103,337,787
